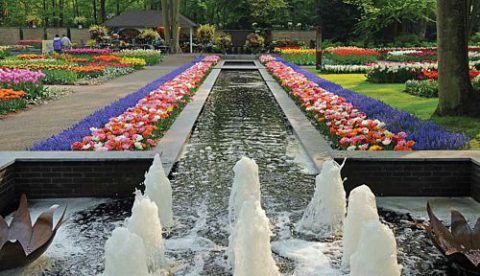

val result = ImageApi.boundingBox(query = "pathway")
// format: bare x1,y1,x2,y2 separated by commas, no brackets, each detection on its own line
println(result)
0,54,197,150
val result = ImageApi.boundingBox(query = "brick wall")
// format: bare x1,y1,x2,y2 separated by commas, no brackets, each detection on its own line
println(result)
1,158,480,215
0,165,16,216
339,159,472,197
14,160,152,199
471,162,480,201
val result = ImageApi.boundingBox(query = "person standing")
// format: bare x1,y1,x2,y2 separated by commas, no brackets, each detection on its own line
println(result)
53,34,62,53
61,34,72,49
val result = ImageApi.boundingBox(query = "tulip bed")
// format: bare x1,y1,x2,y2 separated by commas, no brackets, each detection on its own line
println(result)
0,49,161,85
31,56,220,151
260,55,469,150
274,48,316,66
0,68,45,113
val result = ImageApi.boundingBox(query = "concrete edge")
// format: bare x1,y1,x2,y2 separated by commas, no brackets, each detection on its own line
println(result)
153,68,222,173
258,68,333,172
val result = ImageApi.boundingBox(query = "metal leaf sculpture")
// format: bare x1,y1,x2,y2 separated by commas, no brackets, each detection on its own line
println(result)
426,202,480,274
0,194,66,271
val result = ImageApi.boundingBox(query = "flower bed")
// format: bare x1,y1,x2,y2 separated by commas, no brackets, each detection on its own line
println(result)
404,79,438,98
113,49,163,66
31,56,220,151
260,55,414,151
261,55,469,150
275,48,316,66
320,64,370,74
0,68,45,98
324,47,380,65
0,88,27,113
366,62,437,83
64,48,113,55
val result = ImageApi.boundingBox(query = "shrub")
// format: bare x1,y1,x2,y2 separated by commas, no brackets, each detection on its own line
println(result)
404,79,438,98
197,24,216,45
138,29,160,43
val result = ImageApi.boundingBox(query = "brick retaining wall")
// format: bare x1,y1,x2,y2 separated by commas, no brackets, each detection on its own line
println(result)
1,158,480,215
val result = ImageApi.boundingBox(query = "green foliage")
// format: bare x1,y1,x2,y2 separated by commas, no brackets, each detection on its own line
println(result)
281,54,316,66
42,70,78,85
138,29,160,43
342,0,436,42
0,98,28,114
405,79,438,97
323,53,378,65
196,24,216,45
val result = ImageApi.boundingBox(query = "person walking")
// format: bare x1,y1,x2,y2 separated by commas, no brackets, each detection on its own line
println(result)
61,34,72,49
53,34,62,53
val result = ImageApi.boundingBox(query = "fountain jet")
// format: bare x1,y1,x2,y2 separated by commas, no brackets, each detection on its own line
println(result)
350,220,402,276
228,156,261,225
228,198,280,276
126,193,166,269
297,159,346,236
143,154,174,228
341,185,380,268
426,203,480,273
104,227,149,276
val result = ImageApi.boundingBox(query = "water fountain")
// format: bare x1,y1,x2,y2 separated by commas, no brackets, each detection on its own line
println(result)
228,197,280,276
228,156,261,225
296,159,346,236
350,219,402,276
104,227,149,276
126,192,166,270
143,154,174,228
342,185,380,268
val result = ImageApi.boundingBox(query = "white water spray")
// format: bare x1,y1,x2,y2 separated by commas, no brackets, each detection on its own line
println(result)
228,156,261,225
228,198,280,276
126,193,166,269
342,185,379,268
350,220,402,276
104,227,149,276
297,159,346,236
143,154,174,228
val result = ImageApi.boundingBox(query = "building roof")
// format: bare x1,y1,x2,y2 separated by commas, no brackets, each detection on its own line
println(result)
104,10,197,28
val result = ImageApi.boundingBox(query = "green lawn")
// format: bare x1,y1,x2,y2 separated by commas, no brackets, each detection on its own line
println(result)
309,70,480,148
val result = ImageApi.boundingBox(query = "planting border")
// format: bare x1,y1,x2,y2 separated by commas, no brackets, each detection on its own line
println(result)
31,57,203,151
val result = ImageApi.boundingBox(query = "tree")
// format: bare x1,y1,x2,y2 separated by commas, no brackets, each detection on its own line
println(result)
436,0,480,117
161,0,181,53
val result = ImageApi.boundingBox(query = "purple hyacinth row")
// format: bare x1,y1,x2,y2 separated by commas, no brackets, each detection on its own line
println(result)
275,57,469,150
30,57,203,151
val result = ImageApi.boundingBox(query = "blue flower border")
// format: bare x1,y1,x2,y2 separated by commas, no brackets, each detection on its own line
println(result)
31,57,203,151
275,57,469,150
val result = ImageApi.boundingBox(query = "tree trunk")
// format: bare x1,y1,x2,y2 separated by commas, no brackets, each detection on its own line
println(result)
43,0,49,27
93,0,98,24
161,0,181,53
436,0,480,117
51,0,56,27
116,0,120,15
59,0,64,26
100,0,106,22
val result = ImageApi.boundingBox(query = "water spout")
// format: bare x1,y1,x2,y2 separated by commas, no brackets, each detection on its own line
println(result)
144,154,174,228
104,227,149,276
297,159,346,236
126,193,166,269
228,156,261,225
342,185,379,268
228,198,280,276
350,220,402,276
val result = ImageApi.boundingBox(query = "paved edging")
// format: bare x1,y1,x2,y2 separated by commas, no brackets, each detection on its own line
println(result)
154,68,221,173
258,62,333,172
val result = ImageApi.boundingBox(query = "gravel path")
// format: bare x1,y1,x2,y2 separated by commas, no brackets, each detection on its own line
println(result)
0,54,197,150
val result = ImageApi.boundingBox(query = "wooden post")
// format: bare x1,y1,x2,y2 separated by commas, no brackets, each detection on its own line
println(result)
315,26,322,70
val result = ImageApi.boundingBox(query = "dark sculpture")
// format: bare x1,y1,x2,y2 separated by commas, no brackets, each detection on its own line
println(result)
0,194,66,270
426,202,480,274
